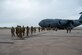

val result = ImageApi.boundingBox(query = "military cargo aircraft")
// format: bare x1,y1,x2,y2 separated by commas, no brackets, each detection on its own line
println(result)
39,12,82,30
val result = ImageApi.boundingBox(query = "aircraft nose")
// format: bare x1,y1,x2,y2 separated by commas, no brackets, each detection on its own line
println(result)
39,21,43,26
39,20,45,27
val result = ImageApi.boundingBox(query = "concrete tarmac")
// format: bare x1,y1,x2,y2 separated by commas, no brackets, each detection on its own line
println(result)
0,29,82,55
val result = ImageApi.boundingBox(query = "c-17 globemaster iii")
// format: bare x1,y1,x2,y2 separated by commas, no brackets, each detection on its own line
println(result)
39,12,82,32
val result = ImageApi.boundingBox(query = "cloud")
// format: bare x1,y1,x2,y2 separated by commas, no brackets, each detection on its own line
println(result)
0,0,82,27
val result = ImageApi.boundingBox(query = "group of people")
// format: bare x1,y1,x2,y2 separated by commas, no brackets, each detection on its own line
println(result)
11,25,41,39
11,26,71,39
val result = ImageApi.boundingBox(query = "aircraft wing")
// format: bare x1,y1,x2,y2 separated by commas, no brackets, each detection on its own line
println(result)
58,20,74,28
66,20,74,28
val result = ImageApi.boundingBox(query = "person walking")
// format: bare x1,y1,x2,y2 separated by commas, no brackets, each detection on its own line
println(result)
11,27,15,37
26,26,29,36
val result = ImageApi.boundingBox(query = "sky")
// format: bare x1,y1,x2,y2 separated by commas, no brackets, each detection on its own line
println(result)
0,0,82,27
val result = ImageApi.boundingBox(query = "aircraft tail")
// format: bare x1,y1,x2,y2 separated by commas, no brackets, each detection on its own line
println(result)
79,12,82,20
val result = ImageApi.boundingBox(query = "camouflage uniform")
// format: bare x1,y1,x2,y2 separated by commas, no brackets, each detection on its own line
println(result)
26,26,29,36
22,26,25,36
11,27,15,37
31,26,33,35
16,26,23,39
16,26,19,37
67,27,71,33
34,27,36,33
38,27,40,32
18,26,23,39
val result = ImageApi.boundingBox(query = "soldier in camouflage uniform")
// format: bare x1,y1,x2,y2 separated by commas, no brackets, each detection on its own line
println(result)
31,26,33,35
16,26,23,39
11,27,15,37
38,27,40,32
18,26,23,39
16,26,19,37
26,26,29,36
67,27,71,33
34,27,36,33
22,26,25,36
